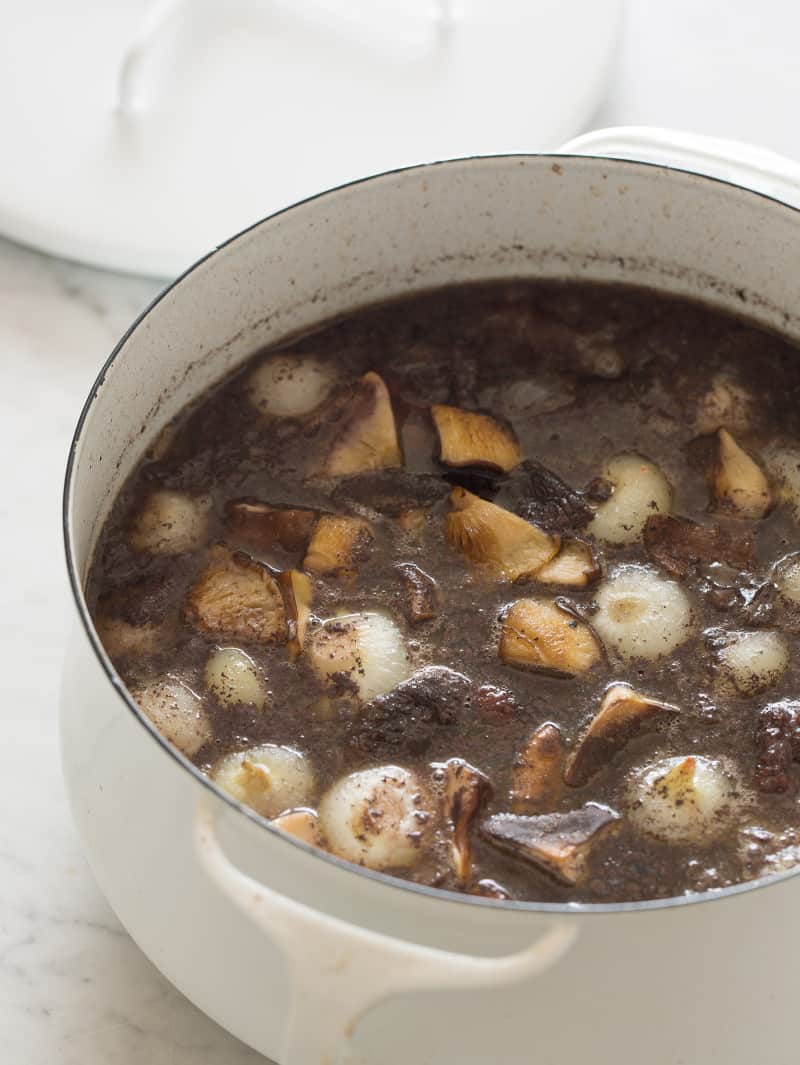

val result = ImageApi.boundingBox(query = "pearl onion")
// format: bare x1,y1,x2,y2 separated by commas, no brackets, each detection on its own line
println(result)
318,766,432,871
129,490,210,555
212,745,315,818
205,647,267,709
628,755,742,842
716,630,789,695
593,565,694,662
589,453,672,545
307,612,411,701
131,677,211,757
248,354,335,418
772,552,800,605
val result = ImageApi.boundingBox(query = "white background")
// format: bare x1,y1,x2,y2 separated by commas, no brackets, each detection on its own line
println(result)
2,2,799,1062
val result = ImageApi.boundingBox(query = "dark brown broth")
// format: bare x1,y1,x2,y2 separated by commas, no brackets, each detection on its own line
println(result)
87,281,800,903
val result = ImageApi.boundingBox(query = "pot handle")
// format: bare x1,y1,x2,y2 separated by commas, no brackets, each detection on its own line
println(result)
560,125,800,208
195,798,578,1065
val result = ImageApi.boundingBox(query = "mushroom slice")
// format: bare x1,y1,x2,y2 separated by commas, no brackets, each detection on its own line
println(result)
129,490,210,555
205,647,268,709
481,804,619,885
431,405,521,473
511,723,567,812
351,666,470,757
535,539,601,588
588,453,672,546
711,429,772,519
131,677,211,758
271,808,327,848
499,599,602,677
446,488,560,581
322,371,402,476
715,629,789,695
627,755,742,842
303,515,373,577
277,569,313,659
754,701,800,794
565,684,678,787
395,562,441,624
225,499,316,556
248,353,336,418
643,513,755,578
318,765,433,871
307,612,411,702
212,745,316,818
95,616,168,662
184,545,286,643
432,758,493,884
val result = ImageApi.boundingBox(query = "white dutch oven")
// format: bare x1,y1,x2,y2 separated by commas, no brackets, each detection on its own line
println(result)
62,129,800,1065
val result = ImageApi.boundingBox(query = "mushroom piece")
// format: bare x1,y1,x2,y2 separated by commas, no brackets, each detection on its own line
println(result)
431,404,521,473
271,808,327,848
627,755,743,842
643,513,756,578
204,647,268,709
588,453,672,546
248,353,336,418
307,612,411,702
350,666,471,757
395,562,441,624
565,684,678,787
592,564,693,663
225,499,316,556
95,616,169,663
754,701,800,794
511,723,567,812
481,804,620,886
535,539,601,588
322,371,402,476
131,677,211,758
695,374,754,435
446,488,560,582
715,629,789,695
302,515,373,577
499,599,603,677
432,758,493,884
476,683,520,723
277,569,313,659
504,461,594,535
184,545,286,643
129,490,210,555
318,765,433,871
394,508,429,535
212,745,316,818
711,429,772,520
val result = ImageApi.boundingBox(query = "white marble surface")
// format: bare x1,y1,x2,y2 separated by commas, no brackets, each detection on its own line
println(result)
3,2,800,1062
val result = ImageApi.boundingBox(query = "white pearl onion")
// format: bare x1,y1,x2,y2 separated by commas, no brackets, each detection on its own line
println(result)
212,745,315,819
132,677,211,758
205,647,267,709
716,630,789,695
593,565,693,662
248,354,335,418
628,755,742,842
307,612,411,701
318,766,432,871
589,453,672,546
129,490,210,555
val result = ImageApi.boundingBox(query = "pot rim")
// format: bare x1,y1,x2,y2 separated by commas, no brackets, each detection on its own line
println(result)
63,150,800,916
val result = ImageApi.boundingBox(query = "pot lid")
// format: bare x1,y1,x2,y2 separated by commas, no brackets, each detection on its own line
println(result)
0,0,622,278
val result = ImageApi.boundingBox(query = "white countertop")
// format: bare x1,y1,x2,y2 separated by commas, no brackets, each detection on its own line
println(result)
4,2,800,1062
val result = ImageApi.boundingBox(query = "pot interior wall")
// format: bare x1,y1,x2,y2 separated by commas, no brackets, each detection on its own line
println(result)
67,154,800,581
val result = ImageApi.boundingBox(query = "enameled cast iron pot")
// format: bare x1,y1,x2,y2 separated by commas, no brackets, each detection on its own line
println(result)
62,129,800,1065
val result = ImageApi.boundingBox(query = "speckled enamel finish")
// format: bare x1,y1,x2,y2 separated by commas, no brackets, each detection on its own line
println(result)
63,154,800,1065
